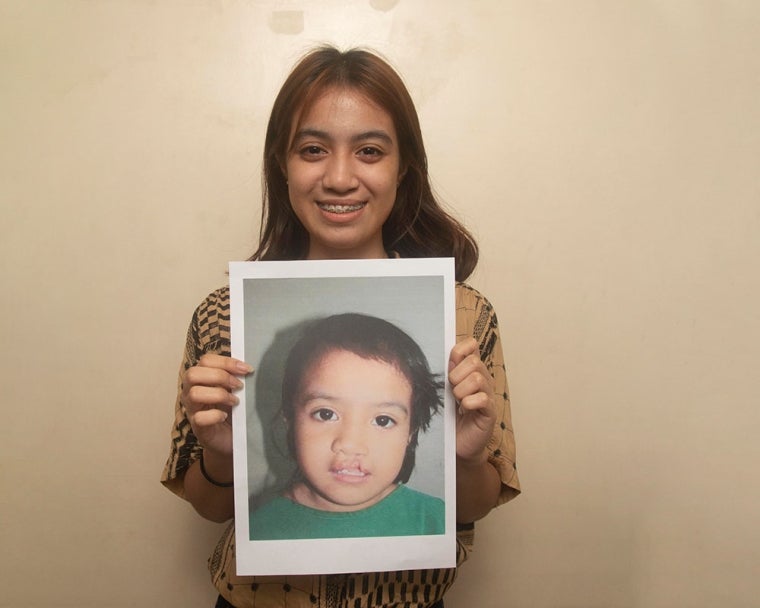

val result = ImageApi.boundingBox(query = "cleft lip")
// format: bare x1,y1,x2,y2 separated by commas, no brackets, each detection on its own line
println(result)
332,461,369,477
335,469,367,477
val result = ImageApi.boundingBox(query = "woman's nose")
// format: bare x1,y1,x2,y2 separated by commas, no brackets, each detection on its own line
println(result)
322,153,358,192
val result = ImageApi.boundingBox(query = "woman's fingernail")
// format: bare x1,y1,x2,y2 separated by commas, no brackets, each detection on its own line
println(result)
236,362,254,373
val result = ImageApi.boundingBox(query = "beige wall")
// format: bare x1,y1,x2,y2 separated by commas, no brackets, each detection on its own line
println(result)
2,1,759,606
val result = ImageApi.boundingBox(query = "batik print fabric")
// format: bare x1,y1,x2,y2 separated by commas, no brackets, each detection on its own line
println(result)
161,282,520,608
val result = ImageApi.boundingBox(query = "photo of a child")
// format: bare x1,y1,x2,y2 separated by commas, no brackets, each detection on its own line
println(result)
249,312,445,540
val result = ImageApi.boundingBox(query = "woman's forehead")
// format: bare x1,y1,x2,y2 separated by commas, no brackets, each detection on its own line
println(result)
288,86,394,144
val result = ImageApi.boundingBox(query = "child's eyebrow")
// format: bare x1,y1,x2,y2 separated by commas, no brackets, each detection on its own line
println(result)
299,392,409,416
373,401,409,416
300,390,337,403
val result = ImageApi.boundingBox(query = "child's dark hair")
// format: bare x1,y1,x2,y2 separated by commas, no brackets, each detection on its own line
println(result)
281,313,444,484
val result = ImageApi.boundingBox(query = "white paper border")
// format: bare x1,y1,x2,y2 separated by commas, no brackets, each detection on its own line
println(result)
229,258,456,575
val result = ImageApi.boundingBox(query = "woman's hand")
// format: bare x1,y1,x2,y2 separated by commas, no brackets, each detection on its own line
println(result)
182,354,252,522
181,354,252,456
448,337,496,463
449,337,501,522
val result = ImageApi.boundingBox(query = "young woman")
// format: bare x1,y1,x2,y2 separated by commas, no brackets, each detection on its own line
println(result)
161,45,520,608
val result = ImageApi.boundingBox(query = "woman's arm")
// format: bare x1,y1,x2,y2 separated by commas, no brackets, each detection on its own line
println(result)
183,450,235,523
449,337,502,522
455,453,502,523
179,353,252,522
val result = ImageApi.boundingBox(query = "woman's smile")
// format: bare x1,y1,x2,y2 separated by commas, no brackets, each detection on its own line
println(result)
285,87,402,260
316,199,368,220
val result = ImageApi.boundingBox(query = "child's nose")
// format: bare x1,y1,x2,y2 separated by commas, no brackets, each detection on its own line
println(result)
331,424,368,455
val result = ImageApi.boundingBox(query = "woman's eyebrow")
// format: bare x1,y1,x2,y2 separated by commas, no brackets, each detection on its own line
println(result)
292,128,393,144
292,128,329,143
352,130,393,144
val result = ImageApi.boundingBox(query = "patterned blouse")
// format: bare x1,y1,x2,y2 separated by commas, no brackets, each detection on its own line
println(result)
161,282,520,608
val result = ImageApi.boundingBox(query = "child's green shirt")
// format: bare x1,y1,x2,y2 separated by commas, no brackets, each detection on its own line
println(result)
249,485,444,540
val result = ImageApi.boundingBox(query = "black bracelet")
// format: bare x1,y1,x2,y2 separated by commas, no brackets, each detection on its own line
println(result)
199,452,233,488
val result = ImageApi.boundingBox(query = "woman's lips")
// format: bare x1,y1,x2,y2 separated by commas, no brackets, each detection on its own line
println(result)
317,200,367,214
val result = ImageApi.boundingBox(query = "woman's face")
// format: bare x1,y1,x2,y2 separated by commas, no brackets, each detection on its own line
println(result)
284,87,402,260
289,349,412,512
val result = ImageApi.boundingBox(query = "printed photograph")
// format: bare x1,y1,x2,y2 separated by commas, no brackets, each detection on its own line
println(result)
229,259,457,575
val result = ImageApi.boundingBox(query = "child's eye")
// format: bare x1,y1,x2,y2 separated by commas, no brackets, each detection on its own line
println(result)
373,415,396,428
311,408,337,422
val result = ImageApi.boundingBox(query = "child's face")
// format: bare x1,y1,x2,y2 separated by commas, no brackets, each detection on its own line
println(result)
289,348,412,512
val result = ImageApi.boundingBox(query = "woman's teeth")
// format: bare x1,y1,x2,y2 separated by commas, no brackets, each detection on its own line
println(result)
318,202,365,213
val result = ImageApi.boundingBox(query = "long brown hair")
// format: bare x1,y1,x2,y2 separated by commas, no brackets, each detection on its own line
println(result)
250,45,479,281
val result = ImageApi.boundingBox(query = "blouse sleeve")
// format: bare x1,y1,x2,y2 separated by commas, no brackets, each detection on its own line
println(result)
160,286,231,498
455,283,521,504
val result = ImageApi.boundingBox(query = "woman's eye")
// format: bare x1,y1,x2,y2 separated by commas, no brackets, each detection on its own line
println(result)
373,415,396,428
300,145,325,158
358,147,383,159
312,408,337,422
